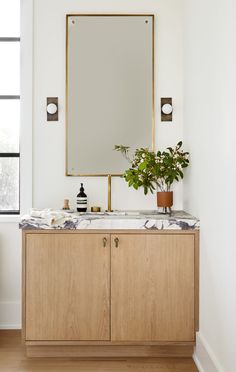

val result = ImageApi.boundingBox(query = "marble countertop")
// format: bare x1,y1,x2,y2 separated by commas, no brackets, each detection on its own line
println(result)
19,210,200,231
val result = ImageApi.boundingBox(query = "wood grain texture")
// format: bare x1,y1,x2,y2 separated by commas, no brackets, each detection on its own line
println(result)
26,340,195,346
25,233,110,341
194,231,200,331
0,331,198,371
21,231,26,343
22,230,198,358
111,234,195,342
26,344,194,358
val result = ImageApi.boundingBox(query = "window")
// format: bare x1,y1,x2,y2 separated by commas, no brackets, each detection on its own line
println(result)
0,0,20,214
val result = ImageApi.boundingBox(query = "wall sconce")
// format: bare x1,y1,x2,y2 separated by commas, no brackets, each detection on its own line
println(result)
47,97,58,121
161,97,173,122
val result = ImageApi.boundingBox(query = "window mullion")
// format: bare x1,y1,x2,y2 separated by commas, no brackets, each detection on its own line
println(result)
0,95,20,99
0,37,20,42
0,153,20,157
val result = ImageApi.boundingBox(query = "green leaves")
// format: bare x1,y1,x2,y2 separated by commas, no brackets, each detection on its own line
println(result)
154,141,189,189
114,144,130,153
114,141,190,195
176,141,182,150
138,162,147,171
114,145,131,162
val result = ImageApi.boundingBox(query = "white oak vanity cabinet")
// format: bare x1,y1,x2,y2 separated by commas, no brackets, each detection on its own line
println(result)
22,230,199,357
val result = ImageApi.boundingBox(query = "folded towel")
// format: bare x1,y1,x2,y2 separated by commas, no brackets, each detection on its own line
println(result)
28,208,73,226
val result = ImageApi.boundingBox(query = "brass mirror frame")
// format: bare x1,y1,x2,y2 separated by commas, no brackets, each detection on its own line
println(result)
65,14,155,177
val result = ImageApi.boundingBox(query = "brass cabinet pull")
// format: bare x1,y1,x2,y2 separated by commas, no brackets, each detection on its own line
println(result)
114,237,119,248
103,237,107,247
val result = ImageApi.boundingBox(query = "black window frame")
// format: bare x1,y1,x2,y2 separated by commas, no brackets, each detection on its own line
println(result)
0,36,20,215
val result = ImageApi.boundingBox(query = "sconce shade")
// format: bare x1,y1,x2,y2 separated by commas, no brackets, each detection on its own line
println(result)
47,103,58,115
161,103,173,115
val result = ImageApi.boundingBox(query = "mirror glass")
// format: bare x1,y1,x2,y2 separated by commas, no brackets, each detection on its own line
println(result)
66,15,154,175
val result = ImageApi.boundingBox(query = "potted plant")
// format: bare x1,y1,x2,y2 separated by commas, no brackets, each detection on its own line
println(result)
114,141,189,211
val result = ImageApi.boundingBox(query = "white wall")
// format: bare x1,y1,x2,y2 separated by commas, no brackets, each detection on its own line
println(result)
0,0,185,327
0,0,33,329
0,223,21,328
33,0,184,211
183,1,236,371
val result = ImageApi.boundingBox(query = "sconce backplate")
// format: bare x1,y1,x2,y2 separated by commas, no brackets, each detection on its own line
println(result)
161,97,172,122
47,97,58,121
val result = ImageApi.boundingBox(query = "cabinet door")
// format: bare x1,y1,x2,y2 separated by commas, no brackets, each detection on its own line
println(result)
25,233,110,341
111,234,195,342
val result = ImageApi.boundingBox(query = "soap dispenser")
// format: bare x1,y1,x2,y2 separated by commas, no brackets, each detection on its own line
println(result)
77,183,87,212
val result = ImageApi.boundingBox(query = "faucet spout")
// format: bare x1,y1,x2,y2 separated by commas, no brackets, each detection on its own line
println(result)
107,174,112,212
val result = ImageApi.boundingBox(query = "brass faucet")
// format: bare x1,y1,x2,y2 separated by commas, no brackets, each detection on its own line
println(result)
107,175,112,212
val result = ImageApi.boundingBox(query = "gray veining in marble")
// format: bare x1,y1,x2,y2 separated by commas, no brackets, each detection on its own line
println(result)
19,210,200,231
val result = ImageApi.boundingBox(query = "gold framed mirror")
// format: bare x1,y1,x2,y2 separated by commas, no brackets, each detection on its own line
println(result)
66,14,154,176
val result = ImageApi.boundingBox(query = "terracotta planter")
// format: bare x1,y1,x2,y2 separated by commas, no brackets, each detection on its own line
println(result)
157,191,173,208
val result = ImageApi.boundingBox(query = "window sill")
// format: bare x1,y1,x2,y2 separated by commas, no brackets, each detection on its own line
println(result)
0,215,21,223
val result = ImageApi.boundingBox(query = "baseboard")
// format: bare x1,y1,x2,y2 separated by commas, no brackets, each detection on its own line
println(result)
0,301,21,329
193,332,224,372
0,324,21,329
26,344,194,358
